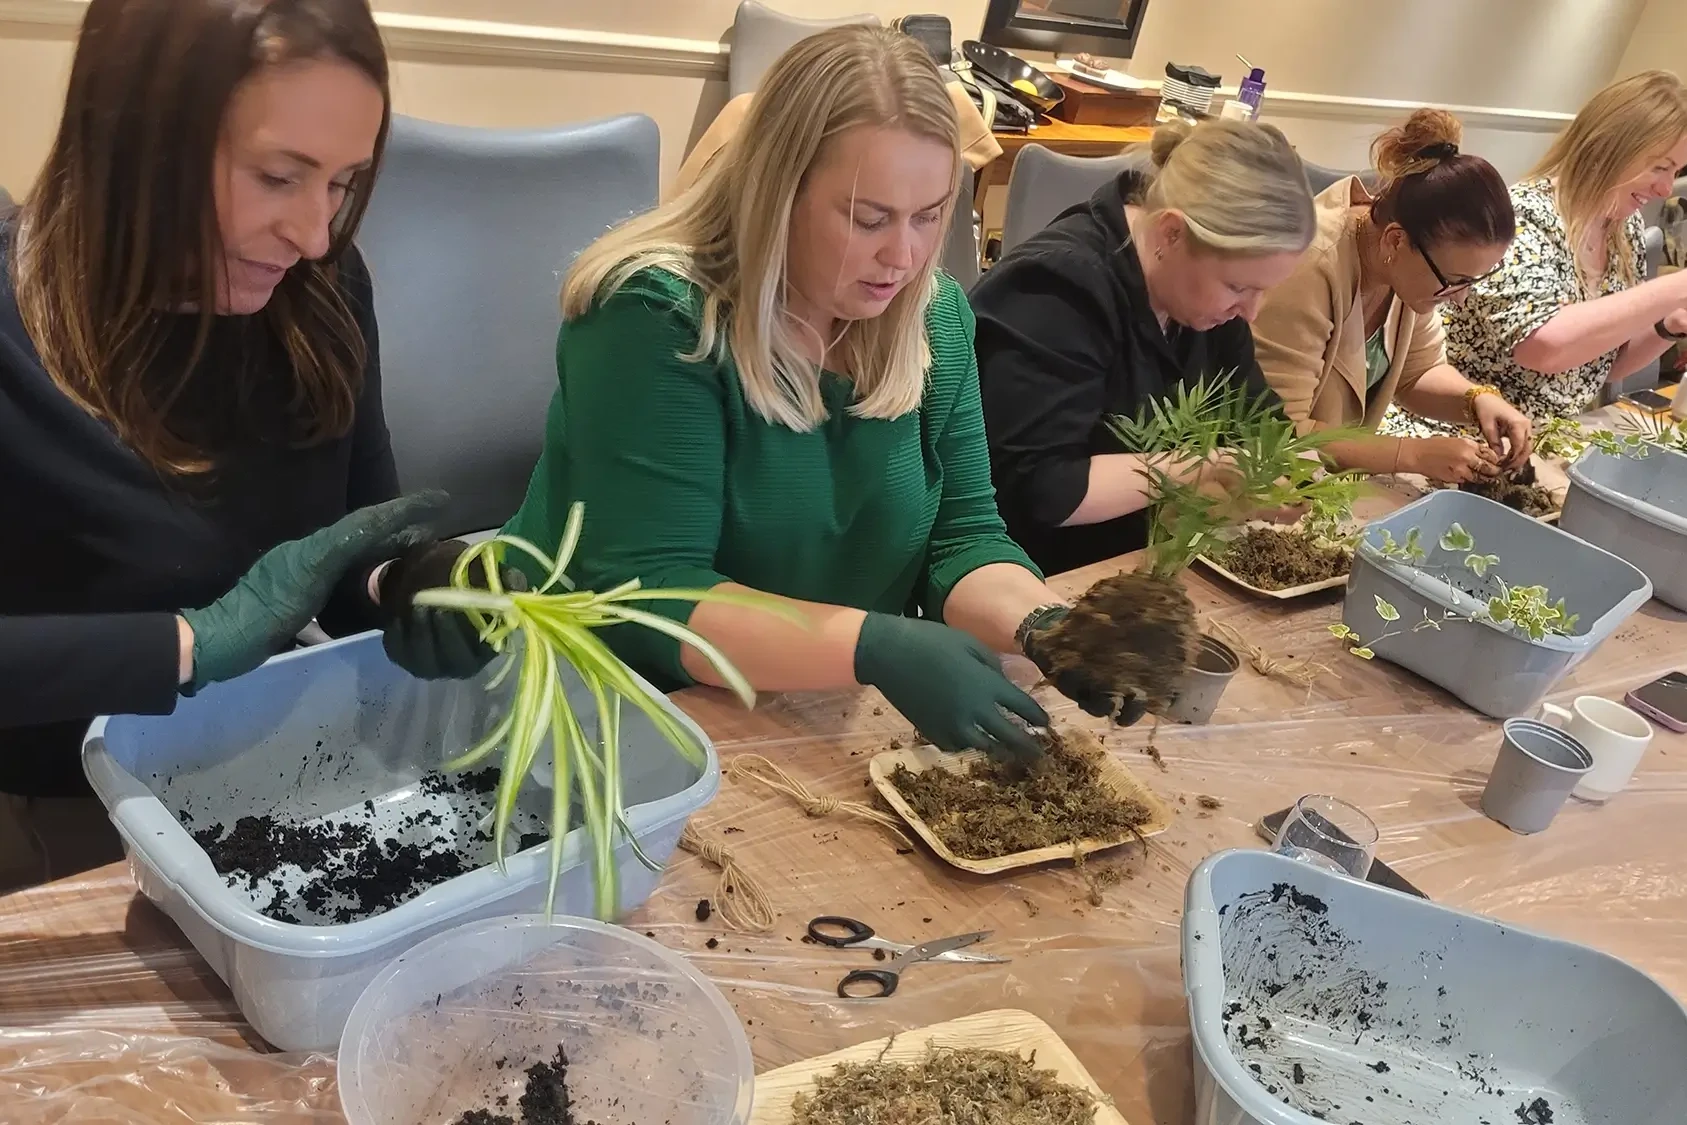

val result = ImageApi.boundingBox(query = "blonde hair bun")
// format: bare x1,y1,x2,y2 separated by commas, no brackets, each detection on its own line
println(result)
1149,119,1194,168
1138,118,1315,257
1372,108,1464,184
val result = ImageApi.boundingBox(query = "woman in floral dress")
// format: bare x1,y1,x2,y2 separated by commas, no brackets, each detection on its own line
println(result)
1385,71,1687,437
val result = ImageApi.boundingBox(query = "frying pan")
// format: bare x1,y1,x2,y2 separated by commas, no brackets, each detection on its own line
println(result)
961,40,1064,115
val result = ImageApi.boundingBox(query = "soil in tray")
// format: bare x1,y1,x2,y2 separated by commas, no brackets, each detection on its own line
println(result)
1457,464,1556,517
1208,526,1352,590
1031,571,1197,713
1220,882,1561,1125
186,766,514,925
451,1045,598,1125
791,1045,1099,1125
888,728,1154,859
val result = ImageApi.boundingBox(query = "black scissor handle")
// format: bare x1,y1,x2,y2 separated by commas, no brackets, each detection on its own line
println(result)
837,968,899,999
808,915,874,947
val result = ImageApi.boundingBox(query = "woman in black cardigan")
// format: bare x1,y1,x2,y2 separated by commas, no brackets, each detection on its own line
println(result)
973,119,1317,576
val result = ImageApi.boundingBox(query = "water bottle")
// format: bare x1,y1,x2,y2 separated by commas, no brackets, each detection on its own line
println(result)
1236,56,1266,120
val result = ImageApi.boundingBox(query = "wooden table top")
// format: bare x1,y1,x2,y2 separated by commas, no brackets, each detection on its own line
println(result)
3,472,1685,1123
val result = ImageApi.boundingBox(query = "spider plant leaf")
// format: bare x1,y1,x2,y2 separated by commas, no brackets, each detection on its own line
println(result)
602,603,757,708
444,706,515,772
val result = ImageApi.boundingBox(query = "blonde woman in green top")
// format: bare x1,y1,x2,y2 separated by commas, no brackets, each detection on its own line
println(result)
384,26,1147,758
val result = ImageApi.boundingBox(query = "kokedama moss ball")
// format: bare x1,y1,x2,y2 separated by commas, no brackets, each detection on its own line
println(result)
1034,571,1198,713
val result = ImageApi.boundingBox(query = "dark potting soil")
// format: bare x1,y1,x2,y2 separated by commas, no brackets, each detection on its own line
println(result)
452,1045,598,1125
1457,469,1556,517
187,767,509,924
1219,881,1561,1124
1210,526,1351,590
887,726,1155,859
1033,571,1198,713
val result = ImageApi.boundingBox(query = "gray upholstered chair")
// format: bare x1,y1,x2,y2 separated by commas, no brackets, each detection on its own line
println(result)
727,1,877,99
357,114,660,537
1000,145,1149,255
943,169,981,288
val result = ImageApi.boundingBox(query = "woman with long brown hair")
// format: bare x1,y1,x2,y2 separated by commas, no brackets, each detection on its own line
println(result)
0,0,435,881
1385,71,1687,432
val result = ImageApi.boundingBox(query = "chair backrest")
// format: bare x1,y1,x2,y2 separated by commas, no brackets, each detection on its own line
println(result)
941,172,980,289
727,0,879,99
1001,144,1149,255
358,114,660,537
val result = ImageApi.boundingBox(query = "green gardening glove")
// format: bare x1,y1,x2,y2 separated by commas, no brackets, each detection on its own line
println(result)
180,491,448,693
376,540,528,680
854,613,1049,761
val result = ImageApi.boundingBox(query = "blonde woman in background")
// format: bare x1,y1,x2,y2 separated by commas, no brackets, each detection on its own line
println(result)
1252,110,1533,482
1385,70,1687,434
385,26,1165,756
971,119,1317,576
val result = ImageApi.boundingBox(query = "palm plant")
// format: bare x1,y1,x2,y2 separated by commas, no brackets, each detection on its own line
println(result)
1107,376,1366,578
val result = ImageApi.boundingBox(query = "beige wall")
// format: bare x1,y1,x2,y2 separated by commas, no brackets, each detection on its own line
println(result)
1614,0,1687,80
0,0,1664,200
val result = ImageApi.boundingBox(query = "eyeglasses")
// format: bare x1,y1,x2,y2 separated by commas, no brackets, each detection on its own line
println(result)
1417,238,1504,298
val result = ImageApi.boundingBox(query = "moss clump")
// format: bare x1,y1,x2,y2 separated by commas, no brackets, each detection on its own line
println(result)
1210,526,1351,590
791,1046,1100,1125
890,728,1153,860
1030,571,1198,714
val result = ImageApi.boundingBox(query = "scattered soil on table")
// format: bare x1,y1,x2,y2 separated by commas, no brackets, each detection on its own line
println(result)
1209,526,1352,590
1457,466,1556,517
450,1045,597,1125
1197,795,1223,810
1031,571,1197,713
790,1045,1100,1125
887,727,1154,860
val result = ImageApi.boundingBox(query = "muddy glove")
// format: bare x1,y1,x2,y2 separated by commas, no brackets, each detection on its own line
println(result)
180,491,447,693
376,540,527,680
853,612,1048,761
1018,606,1151,727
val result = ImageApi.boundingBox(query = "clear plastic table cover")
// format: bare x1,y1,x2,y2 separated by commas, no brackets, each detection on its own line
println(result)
1,552,1683,1125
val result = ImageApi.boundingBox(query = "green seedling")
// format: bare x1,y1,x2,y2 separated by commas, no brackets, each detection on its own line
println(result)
1334,521,1579,657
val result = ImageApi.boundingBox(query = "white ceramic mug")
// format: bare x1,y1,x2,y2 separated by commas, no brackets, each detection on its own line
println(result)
1539,696,1654,802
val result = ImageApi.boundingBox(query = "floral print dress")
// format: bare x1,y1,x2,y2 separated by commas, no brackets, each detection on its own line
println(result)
1381,178,1647,437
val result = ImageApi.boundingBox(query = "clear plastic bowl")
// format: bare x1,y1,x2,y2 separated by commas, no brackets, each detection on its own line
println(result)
337,914,754,1125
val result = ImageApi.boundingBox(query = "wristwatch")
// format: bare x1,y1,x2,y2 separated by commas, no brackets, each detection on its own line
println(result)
1014,603,1069,652
1656,318,1687,342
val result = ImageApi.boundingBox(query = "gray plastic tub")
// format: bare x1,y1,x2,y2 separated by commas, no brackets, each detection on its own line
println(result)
1562,447,1687,610
1342,491,1651,718
1184,849,1687,1125
82,632,717,1052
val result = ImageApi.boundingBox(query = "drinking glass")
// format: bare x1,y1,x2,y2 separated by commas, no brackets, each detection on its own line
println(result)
1273,794,1378,879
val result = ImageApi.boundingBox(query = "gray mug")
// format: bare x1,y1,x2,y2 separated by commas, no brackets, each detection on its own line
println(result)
1480,718,1594,834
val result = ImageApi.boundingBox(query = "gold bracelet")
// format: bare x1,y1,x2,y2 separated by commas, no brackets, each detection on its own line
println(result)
1464,384,1502,424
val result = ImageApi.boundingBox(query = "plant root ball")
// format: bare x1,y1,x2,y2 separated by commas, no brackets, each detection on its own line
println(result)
1036,571,1198,713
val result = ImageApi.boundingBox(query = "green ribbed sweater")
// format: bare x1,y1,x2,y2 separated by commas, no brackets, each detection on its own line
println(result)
503,268,1039,690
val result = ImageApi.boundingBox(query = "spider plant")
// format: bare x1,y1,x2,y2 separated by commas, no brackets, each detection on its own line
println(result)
1107,376,1367,578
412,501,782,919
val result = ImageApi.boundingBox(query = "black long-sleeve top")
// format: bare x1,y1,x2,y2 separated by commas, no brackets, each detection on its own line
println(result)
971,170,1278,577
0,224,397,795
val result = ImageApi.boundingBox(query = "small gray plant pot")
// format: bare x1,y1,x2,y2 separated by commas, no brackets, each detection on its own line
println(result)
1162,635,1240,725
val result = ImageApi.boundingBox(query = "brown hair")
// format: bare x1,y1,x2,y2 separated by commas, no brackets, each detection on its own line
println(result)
1370,109,1514,250
11,0,391,474
1530,70,1687,290
1134,118,1315,256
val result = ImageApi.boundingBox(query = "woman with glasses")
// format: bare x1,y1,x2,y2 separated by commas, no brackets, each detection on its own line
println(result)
1251,110,1533,482
1385,72,1687,433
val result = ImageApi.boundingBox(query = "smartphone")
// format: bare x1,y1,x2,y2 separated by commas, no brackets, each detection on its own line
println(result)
1620,389,1674,413
1256,809,1428,899
1626,671,1687,733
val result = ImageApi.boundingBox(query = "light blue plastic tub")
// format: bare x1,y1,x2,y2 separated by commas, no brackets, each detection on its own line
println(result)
82,632,717,1052
1342,491,1651,717
1562,447,1687,611
1184,850,1687,1125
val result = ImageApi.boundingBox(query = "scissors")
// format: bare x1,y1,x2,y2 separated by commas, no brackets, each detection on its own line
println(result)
807,915,1009,999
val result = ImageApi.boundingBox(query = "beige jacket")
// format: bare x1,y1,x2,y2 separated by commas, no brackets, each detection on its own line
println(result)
669,83,1002,201
1252,176,1447,433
